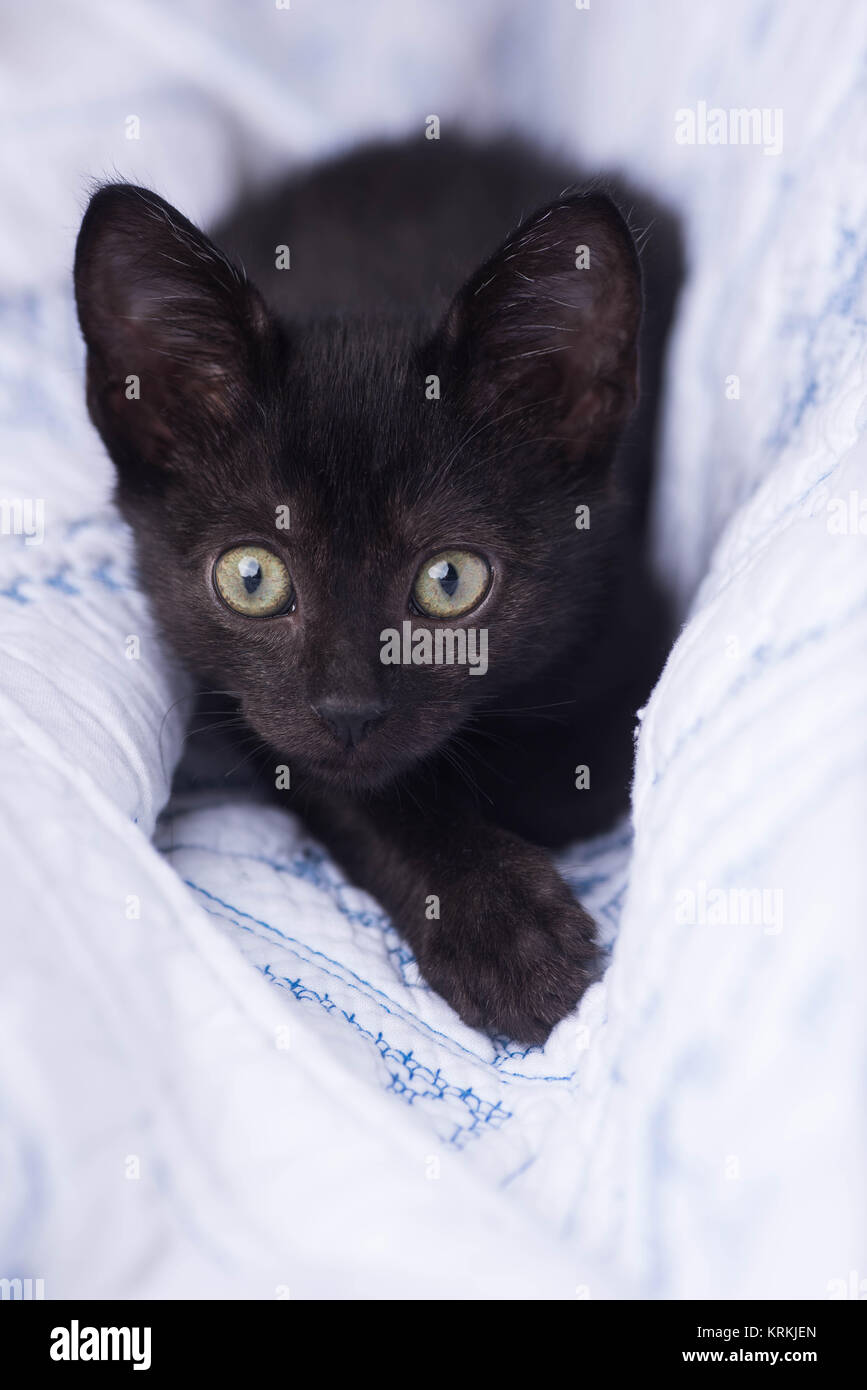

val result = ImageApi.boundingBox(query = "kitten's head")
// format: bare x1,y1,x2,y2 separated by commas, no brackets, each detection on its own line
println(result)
74,178,641,791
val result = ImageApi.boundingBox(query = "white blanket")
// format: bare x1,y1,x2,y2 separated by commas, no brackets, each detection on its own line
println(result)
1,0,865,1298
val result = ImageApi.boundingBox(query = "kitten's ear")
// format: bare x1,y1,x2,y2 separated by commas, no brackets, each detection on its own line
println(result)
438,192,641,467
74,184,275,484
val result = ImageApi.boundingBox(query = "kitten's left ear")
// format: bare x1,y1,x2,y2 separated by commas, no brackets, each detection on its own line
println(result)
437,192,642,466
74,183,276,485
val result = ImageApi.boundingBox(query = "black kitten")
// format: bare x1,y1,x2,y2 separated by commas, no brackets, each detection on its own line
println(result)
74,136,676,1043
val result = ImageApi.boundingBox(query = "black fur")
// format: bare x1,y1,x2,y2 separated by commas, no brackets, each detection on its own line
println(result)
74,136,678,1043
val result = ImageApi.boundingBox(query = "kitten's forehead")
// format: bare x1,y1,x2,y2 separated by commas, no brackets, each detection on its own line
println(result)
173,315,513,568
279,318,449,471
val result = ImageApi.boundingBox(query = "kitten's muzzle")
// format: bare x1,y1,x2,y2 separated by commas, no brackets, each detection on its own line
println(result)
312,698,389,750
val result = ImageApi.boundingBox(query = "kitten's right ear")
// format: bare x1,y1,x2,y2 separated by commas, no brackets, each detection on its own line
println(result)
74,184,276,487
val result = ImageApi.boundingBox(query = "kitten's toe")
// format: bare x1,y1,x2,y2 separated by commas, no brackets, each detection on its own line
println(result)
416,849,598,1044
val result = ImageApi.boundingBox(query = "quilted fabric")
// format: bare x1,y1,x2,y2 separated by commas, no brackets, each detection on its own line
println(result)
1,0,864,1298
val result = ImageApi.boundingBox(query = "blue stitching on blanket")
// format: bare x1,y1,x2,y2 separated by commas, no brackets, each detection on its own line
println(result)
166,834,625,993
261,966,513,1147
499,1153,539,1188
183,876,408,1007
0,578,31,604
762,190,867,449
160,805,630,1075
63,514,127,538
163,836,409,967
650,586,867,788
191,895,513,1147
45,566,81,595
90,560,127,591
183,875,579,1084
164,816,631,917
0,556,133,600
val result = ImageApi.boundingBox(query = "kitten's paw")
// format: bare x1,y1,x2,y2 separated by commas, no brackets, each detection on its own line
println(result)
416,839,598,1045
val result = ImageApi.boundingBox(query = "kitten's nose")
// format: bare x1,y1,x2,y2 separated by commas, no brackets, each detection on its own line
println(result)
313,698,389,749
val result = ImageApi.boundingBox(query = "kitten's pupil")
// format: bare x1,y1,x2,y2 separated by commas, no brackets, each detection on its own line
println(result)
429,559,459,597
238,555,262,595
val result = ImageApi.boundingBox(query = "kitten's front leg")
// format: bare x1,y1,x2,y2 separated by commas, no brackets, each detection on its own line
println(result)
297,785,598,1044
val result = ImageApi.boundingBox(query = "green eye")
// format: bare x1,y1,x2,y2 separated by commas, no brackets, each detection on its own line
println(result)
214,545,293,617
412,549,491,619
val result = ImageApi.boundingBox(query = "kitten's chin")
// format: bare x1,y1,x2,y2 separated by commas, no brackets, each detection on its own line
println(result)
302,745,416,794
